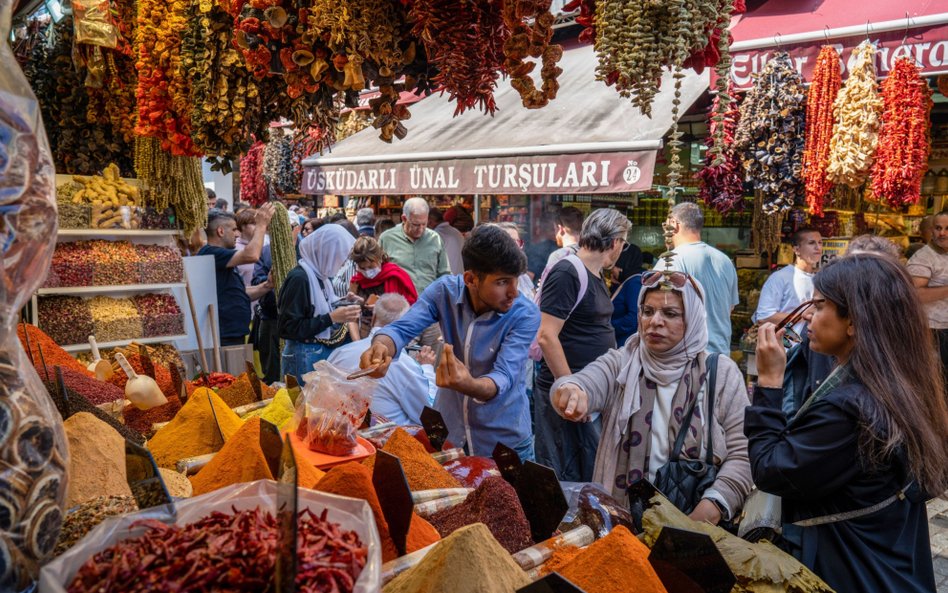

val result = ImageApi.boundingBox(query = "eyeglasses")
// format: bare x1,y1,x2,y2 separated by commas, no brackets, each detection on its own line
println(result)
641,270,704,301
779,298,825,348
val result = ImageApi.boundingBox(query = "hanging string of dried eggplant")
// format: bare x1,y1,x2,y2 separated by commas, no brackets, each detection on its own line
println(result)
802,46,842,216
134,137,207,234
698,90,744,213
410,0,509,116
26,18,133,176
593,0,736,117
240,141,268,207
870,57,932,209
825,42,883,189
262,130,297,196
182,0,264,173
135,0,197,156
502,0,563,109
734,52,806,215
751,190,785,255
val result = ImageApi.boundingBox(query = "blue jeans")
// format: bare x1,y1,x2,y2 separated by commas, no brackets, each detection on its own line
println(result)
281,340,332,384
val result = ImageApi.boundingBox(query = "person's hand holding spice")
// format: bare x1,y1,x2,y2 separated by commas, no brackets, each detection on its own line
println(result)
435,345,498,402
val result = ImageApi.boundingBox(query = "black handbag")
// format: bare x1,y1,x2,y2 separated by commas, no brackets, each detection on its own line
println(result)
653,353,720,515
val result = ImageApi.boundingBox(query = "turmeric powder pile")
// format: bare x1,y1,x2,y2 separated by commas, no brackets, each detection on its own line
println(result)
556,526,667,593
147,388,243,468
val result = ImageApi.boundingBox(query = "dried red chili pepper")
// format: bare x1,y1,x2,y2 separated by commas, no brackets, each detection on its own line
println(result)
802,46,842,216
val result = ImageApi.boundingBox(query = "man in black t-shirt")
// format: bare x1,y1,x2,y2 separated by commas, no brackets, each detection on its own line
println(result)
198,205,274,346
535,208,631,482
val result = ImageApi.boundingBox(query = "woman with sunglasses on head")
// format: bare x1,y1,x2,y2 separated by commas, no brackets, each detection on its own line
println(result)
549,269,753,524
748,254,948,593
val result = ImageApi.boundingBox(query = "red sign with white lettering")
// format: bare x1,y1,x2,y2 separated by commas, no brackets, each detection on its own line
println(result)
723,24,948,88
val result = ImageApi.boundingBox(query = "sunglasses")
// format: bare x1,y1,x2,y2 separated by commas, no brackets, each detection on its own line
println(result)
779,298,825,348
641,270,704,301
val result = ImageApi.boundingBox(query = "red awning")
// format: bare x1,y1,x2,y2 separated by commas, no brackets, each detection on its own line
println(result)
724,0,948,88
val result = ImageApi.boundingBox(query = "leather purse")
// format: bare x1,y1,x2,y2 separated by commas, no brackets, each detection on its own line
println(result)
653,353,720,515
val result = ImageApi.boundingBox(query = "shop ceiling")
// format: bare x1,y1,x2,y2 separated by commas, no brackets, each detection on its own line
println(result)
302,43,709,196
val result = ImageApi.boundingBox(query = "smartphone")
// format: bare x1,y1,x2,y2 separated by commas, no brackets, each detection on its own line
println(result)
332,298,360,309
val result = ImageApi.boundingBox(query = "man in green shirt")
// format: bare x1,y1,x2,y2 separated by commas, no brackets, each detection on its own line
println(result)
379,197,451,295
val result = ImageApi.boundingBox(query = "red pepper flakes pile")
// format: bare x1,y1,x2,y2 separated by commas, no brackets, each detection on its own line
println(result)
65,507,367,593
802,46,842,216
189,372,238,391
871,58,933,209
428,476,533,554
410,0,509,116
17,323,93,378
59,367,125,405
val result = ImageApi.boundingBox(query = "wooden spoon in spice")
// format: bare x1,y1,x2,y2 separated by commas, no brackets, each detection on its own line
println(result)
87,335,114,381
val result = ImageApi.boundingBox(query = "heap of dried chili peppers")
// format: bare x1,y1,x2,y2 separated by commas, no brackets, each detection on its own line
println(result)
410,0,509,116
802,46,842,216
65,507,367,593
871,57,932,209
698,90,745,213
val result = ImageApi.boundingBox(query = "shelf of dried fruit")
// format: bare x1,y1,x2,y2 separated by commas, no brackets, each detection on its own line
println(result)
31,228,189,353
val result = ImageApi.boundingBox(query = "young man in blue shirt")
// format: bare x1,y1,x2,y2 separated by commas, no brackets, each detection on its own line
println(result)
360,224,540,460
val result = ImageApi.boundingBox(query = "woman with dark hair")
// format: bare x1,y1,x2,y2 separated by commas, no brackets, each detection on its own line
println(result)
748,254,948,593
349,236,418,337
610,241,644,347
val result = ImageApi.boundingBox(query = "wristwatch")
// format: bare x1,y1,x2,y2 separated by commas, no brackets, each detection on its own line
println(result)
707,497,728,519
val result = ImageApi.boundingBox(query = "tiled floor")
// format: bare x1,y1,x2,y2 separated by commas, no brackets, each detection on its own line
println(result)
929,494,948,593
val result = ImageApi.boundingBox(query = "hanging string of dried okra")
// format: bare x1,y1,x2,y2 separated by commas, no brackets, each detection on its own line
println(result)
134,137,207,234
269,202,297,297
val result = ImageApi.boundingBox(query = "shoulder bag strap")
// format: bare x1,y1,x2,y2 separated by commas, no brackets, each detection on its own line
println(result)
705,353,719,464
668,353,719,462
563,253,589,317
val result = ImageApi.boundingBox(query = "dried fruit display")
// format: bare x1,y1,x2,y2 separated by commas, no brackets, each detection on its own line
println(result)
410,0,509,116
734,52,806,214
239,141,268,207
802,46,842,216
135,0,197,156
502,0,563,109
825,42,883,189
698,91,744,213
871,58,932,209
83,48,139,145
306,0,408,79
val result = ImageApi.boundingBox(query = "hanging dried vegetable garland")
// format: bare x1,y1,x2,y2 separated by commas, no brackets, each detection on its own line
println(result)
502,0,563,109
734,52,806,215
698,90,744,213
306,0,408,79
561,0,596,43
240,141,268,207
410,0,509,116
825,42,883,189
870,57,932,209
83,48,138,145
751,191,786,256
269,202,296,297
133,137,207,234
802,46,842,216
263,130,298,196
135,0,198,156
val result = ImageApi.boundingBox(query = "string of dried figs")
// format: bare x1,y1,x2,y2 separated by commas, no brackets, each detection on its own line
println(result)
870,57,932,209
802,45,842,216
502,0,563,109
825,42,883,189
410,0,509,116
734,52,806,215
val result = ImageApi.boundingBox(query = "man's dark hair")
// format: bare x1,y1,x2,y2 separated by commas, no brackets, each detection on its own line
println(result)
556,206,584,235
214,198,228,211
375,218,396,236
206,209,236,234
333,218,360,239
428,208,444,224
205,188,217,200
462,224,526,277
791,227,820,247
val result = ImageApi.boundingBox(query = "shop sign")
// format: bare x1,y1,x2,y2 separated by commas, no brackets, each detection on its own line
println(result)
301,151,657,195
819,238,851,266
724,23,948,90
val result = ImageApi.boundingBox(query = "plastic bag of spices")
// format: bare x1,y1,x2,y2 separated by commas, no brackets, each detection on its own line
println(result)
0,1,70,589
38,479,382,593
291,361,375,456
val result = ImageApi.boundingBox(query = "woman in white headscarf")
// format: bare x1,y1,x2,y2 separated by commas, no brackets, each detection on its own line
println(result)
551,270,752,524
278,224,361,382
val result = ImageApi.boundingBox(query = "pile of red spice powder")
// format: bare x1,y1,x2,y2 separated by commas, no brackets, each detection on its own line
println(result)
428,476,533,554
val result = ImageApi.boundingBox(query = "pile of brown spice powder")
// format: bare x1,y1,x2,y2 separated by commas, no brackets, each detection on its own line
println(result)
428,476,533,554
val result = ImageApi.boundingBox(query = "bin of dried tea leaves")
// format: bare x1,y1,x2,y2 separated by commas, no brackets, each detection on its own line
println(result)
135,244,183,284
132,294,184,338
42,241,94,288
54,496,138,557
90,240,140,286
56,183,91,229
88,296,142,343
37,296,94,347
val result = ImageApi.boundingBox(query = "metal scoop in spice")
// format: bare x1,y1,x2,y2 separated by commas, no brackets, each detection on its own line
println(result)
115,353,167,410
87,335,114,381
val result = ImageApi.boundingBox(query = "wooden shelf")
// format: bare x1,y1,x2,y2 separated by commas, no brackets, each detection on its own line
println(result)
60,334,188,353
37,283,185,296
58,229,182,237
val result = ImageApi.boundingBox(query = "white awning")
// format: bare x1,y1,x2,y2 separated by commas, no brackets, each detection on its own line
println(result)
302,43,709,195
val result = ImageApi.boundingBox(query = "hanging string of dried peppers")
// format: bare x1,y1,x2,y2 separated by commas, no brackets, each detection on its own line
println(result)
802,46,842,216
410,0,509,116
135,0,198,156
502,0,563,109
240,141,268,207
734,52,806,215
698,90,744,213
825,42,883,189
870,57,932,209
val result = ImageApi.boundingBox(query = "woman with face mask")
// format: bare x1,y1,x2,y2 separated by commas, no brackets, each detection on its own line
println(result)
349,236,419,338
